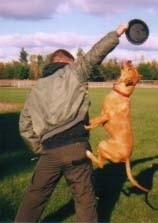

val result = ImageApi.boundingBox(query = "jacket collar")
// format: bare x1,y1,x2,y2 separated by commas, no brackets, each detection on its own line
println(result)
42,62,68,78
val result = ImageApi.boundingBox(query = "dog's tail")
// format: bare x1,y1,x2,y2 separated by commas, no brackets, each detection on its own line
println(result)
125,159,149,193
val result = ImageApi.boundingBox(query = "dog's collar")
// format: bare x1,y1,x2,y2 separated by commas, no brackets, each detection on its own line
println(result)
113,85,130,97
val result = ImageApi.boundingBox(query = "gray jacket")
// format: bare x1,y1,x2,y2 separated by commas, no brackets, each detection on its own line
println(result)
19,31,119,154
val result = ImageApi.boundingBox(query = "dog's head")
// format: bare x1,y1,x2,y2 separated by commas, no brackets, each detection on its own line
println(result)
119,60,142,86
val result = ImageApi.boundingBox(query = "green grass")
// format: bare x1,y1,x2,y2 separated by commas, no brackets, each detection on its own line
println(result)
0,87,30,104
0,87,158,222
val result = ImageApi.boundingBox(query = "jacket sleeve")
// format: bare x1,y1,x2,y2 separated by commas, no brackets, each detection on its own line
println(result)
19,102,45,155
74,31,119,82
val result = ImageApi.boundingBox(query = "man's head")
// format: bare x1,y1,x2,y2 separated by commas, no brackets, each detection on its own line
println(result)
50,49,74,64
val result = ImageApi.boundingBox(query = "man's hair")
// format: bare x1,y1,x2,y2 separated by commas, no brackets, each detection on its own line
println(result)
50,49,74,63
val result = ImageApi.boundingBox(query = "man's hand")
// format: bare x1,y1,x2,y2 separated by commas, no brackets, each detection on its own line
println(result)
116,23,129,37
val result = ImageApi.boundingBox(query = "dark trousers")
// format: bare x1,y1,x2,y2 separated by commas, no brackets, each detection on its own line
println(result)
14,142,98,222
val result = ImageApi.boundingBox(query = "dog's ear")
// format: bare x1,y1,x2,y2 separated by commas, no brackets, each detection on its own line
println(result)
126,72,142,86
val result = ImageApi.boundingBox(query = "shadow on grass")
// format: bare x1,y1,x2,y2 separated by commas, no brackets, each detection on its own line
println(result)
0,153,36,221
94,162,126,223
0,112,23,152
0,194,16,221
0,112,35,179
41,199,75,223
94,156,158,223
0,112,158,222
0,112,37,221
41,156,158,223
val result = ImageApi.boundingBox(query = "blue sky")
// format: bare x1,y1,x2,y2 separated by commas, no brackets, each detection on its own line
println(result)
0,0,157,63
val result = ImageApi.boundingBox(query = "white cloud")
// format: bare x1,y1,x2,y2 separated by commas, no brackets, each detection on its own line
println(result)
0,0,67,20
0,0,157,62
0,32,88,48
0,31,89,61
0,0,157,20
0,30,157,62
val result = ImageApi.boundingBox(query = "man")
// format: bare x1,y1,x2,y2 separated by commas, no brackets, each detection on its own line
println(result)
14,23,128,222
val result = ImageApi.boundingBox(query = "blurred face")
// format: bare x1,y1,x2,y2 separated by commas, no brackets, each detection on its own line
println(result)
52,55,74,64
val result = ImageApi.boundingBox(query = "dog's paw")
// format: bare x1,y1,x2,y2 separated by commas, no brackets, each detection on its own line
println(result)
86,150,92,158
84,125,91,130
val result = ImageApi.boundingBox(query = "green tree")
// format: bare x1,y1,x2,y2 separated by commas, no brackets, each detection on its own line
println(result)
89,65,101,81
29,54,44,79
102,58,120,80
12,61,29,79
3,63,15,79
137,62,158,80
0,62,5,79
19,47,28,65
37,54,44,77
18,48,30,79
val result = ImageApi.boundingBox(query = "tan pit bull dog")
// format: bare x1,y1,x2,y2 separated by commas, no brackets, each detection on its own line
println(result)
85,60,149,193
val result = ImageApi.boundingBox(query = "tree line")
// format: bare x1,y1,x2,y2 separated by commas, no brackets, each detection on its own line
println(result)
0,48,158,81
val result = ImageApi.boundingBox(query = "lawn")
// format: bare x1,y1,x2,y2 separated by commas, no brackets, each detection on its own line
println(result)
0,87,158,222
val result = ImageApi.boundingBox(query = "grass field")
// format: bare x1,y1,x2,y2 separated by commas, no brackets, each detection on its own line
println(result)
0,87,158,222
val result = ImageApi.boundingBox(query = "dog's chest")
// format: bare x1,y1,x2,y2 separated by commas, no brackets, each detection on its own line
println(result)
103,95,130,118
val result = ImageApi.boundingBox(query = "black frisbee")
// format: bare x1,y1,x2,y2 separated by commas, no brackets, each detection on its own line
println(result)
125,19,149,45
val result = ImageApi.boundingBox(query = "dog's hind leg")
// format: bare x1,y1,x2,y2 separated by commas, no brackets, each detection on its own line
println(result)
86,150,105,168
86,140,110,168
